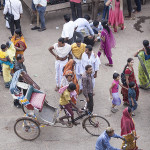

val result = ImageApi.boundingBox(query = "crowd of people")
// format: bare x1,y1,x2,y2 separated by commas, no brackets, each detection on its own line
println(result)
0,0,149,150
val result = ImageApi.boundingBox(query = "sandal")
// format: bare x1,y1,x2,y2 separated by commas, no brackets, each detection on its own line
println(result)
105,63,113,67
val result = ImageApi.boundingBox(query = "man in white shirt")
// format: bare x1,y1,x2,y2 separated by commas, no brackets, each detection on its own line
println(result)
74,14,94,43
48,38,72,91
33,0,47,32
3,0,23,36
61,14,77,45
81,45,100,88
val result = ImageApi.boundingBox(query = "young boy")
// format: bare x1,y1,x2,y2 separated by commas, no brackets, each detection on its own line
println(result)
128,82,138,116
82,65,94,114
0,44,13,69
59,83,80,125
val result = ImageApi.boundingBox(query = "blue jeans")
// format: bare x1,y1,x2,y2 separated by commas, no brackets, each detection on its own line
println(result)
134,0,141,12
102,4,109,21
129,98,138,111
37,6,46,29
0,64,2,72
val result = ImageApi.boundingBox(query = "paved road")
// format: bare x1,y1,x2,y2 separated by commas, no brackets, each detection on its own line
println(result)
0,2,150,150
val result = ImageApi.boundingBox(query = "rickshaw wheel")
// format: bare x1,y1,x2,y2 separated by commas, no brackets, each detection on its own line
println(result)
82,115,110,136
14,117,40,141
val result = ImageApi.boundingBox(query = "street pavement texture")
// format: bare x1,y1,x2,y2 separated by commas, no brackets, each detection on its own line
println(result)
0,1,150,150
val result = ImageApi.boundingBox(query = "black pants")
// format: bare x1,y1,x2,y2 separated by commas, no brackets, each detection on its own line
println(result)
126,0,132,16
87,93,93,113
134,0,141,12
9,19,21,36
70,2,82,21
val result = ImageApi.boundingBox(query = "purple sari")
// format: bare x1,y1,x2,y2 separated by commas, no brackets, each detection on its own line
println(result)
100,28,115,57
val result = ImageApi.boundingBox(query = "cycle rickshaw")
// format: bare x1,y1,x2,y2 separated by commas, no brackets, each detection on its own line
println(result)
10,70,110,141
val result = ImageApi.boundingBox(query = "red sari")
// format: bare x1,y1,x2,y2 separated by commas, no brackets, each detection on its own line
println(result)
121,67,139,104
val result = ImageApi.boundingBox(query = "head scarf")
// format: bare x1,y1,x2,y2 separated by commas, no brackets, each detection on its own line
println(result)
63,59,75,76
121,108,135,136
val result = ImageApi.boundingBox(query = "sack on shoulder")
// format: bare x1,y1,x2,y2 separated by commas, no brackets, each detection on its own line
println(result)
4,12,14,22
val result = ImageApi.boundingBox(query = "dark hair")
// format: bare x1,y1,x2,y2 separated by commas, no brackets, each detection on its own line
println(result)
17,54,23,61
102,21,110,34
84,14,90,21
64,14,70,22
93,20,99,27
58,38,65,44
113,73,120,79
68,83,76,91
128,107,132,113
86,45,92,51
1,44,7,50
85,65,92,71
143,40,150,55
123,58,134,72
129,81,135,88
76,38,82,43
15,28,22,37
6,41,11,48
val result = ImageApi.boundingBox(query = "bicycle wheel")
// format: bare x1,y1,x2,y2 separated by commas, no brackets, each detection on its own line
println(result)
83,115,110,136
14,117,40,141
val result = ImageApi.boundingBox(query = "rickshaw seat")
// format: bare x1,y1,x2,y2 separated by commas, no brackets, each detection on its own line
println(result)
25,86,46,112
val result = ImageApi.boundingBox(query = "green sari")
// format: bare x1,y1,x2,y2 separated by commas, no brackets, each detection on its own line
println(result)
138,51,150,89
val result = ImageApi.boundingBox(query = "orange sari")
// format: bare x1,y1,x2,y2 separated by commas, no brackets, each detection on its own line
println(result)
63,59,80,95
11,35,27,58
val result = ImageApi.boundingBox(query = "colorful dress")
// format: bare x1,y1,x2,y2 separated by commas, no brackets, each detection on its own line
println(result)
112,80,121,105
138,51,150,89
121,67,139,104
121,108,138,150
108,0,124,28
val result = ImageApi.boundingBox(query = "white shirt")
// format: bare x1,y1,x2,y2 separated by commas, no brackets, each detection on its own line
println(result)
81,52,101,75
3,0,23,20
61,21,76,39
74,18,94,36
33,0,47,7
53,43,71,58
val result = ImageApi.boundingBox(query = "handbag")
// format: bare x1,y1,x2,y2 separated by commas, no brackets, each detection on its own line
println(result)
4,0,14,22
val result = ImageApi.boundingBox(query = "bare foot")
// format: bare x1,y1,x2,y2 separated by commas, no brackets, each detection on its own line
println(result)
55,86,59,92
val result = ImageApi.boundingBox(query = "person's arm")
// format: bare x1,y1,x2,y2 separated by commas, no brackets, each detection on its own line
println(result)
86,21,94,36
0,57,7,62
130,97,135,106
134,48,144,57
109,83,115,99
3,3,8,15
93,71,97,78
19,2,23,15
48,46,57,57
6,56,12,63
82,77,89,102
119,82,128,90
103,138,120,150
105,0,111,6
15,44,24,51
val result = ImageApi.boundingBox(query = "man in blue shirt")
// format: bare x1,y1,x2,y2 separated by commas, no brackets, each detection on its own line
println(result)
95,127,125,150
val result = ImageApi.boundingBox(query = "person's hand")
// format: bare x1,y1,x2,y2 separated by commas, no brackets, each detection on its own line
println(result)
77,108,82,113
135,136,140,140
93,73,97,78
110,96,113,100
88,35,93,39
132,102,134,106
86,97,89,102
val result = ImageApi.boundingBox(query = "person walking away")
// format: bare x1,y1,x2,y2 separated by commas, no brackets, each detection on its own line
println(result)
102,0,109,21
61,14,77,44
98,21,115,67
91,0,100,20
95,127,125,150
33,0,47,32
81,45,100,88
59,83,81,125
74,15,94,43
128,82,137,116
82,65,94,113
106,0,124,32
134,40,150,89
48,38,71,91
109,73,127,113
71,38,86,93
121,58,139,105
3,0,23,36
11,29,27,58
134,0,141,13
125,0,133,19
69,0,82,21
121,107,139,149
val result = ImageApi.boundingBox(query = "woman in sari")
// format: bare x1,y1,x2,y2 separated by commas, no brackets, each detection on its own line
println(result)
106,0,124,32
98,21,115,67
11,29,27,58
63,59,80,95
121,58,139,105
121,107,139,150
134,40,150,89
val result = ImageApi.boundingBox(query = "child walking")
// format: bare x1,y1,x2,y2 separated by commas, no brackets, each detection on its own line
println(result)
109,73,127,113
128,82,138,116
